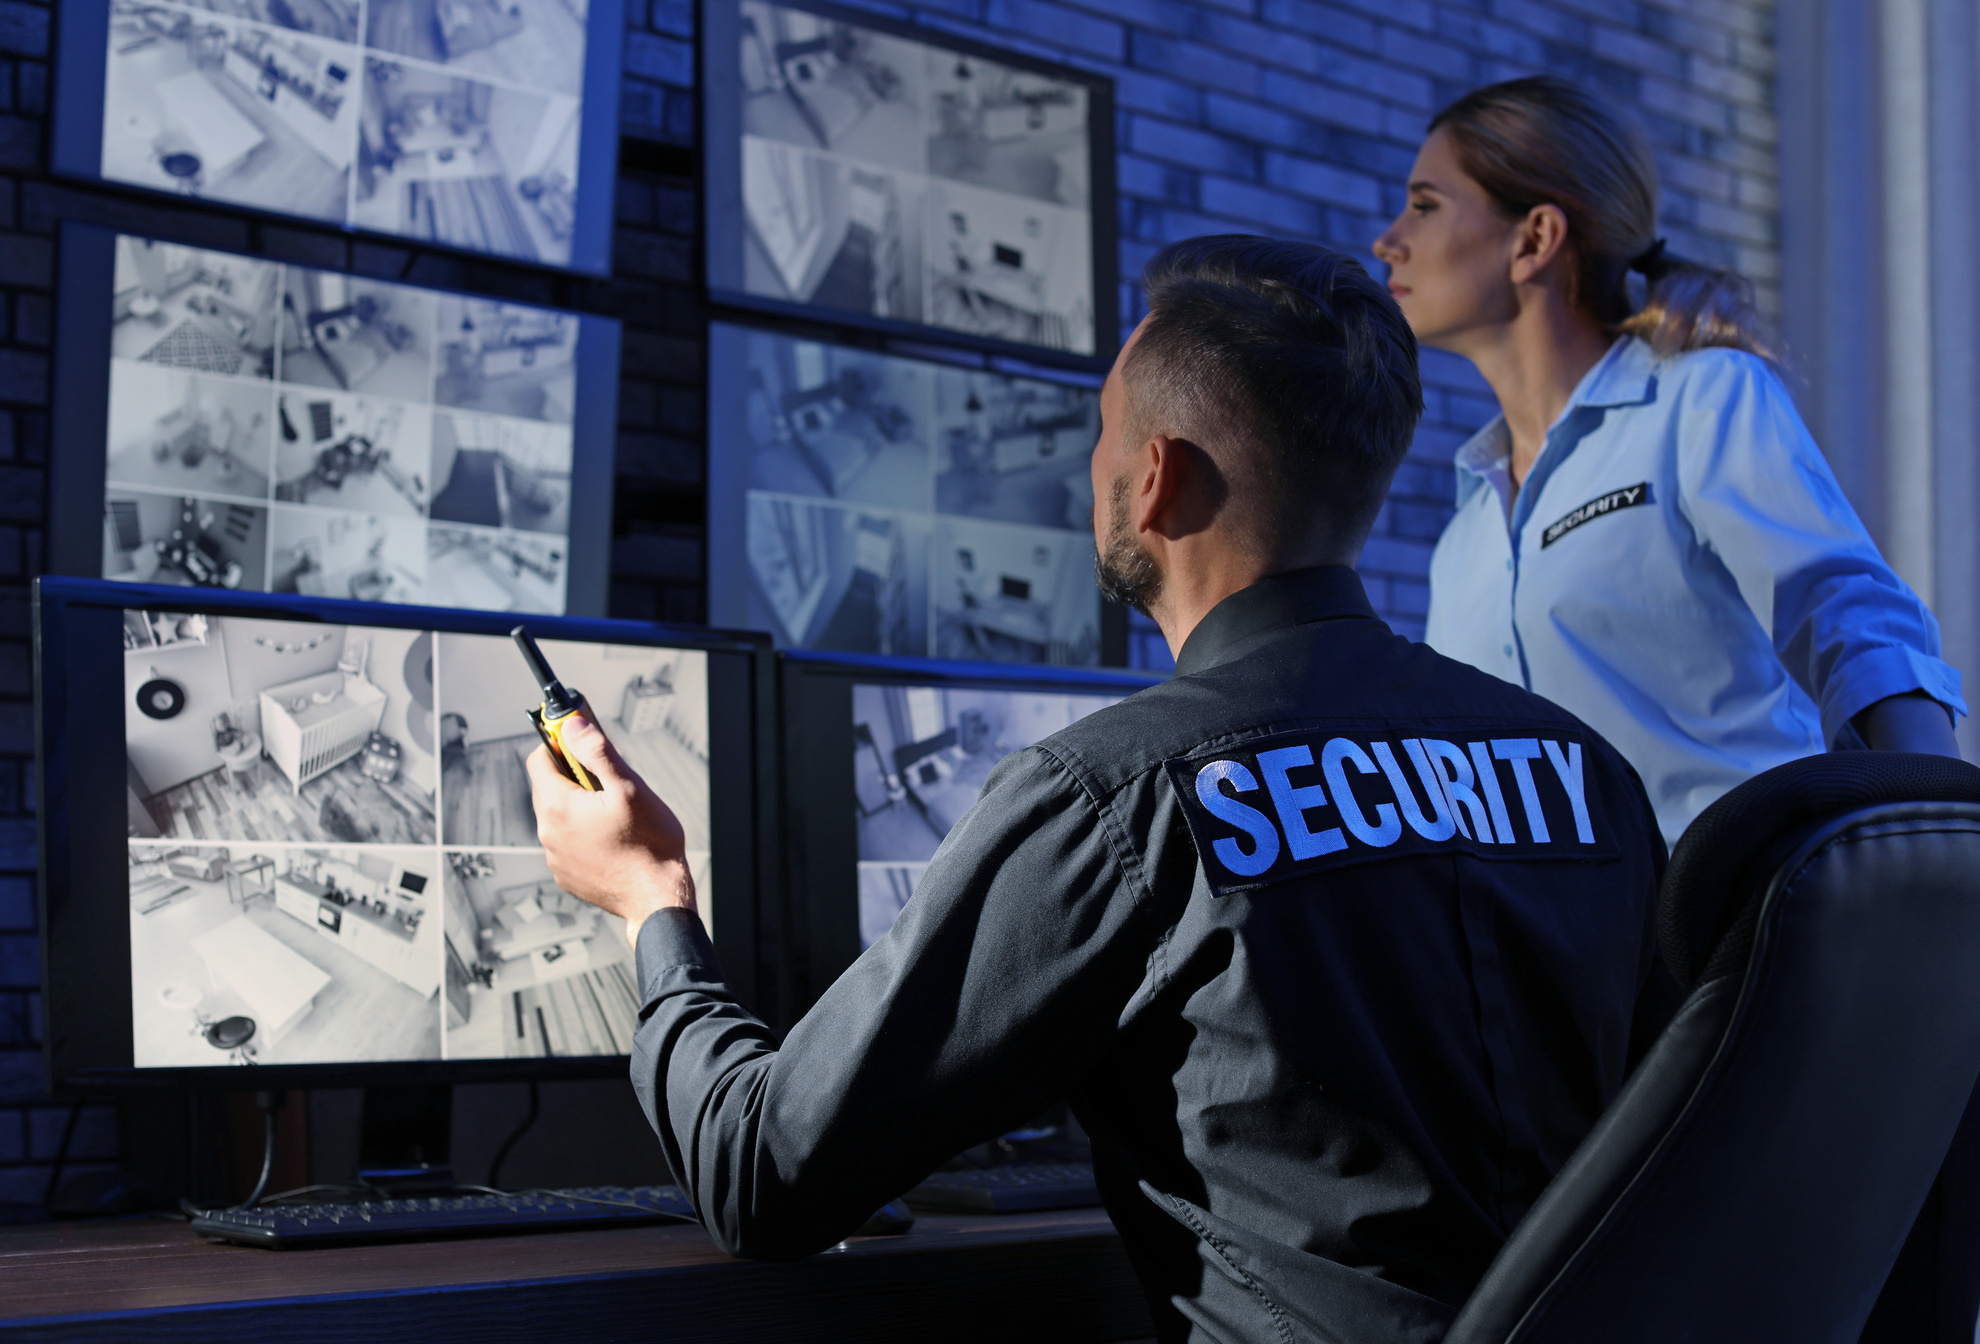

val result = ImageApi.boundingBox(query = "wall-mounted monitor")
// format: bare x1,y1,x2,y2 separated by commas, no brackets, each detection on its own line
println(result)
775,650,1158,1015
706,320,1118,666
50,223,620,617
703,0,1118,365
50,0,623,272
37,577,776,1090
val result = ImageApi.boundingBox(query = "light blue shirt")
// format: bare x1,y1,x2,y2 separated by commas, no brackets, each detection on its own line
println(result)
1425,336,1965,846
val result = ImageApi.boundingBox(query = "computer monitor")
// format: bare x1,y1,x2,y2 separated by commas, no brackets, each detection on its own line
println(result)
706,319,1121,668
775,650,1160,1016
36,576,775,1092
49,223,621,618
703,0,1118,367
50,0,624,273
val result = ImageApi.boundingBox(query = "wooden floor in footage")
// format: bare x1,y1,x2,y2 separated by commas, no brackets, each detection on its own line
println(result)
443,727,710,850
146,757,436,846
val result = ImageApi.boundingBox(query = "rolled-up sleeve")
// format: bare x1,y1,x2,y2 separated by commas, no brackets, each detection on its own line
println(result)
1674,351,1966,745
628,746,1155,1260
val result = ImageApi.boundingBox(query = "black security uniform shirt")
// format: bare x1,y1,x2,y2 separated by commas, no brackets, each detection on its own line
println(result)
629,566,1666,1343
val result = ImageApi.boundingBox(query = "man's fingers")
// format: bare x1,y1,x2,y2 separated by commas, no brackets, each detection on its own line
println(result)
560,711,634,785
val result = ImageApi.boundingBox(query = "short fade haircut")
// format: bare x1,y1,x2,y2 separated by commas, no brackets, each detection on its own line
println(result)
1123,235,1423,552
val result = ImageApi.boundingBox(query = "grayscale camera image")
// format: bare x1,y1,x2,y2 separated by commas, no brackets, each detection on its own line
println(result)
112,237,281,378
742,334,934,512
353,60,581,267
275,390,431,517
851,682,1121,946
746,496,930,656
105,491,270,591
365,0,587,97
128,841,444,1066
270,506,429,603
178,0,359,41
430,410,571,535
101,1,359,224
933,367,1097,531
278,268,436,402
435,634,710,851
721,324,1103,665
98,233,588,616
124,613,437,845
107,363,275,504
734,2,1095,354
933,516,1100,665
425,524,564,612
434,297,579,423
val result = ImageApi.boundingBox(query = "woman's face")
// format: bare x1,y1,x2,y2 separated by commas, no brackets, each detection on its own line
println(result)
1372,129,1522,351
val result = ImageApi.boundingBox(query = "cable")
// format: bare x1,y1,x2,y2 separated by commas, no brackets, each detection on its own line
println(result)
486,1081,539,1191
237,1091,285,1210
41,1099,86,1210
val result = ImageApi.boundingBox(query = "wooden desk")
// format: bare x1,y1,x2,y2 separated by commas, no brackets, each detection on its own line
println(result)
0,1208,1155,1342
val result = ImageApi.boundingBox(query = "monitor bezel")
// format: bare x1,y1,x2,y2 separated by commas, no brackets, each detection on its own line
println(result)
48,0,626,277
703,315,1130,666
48,221,622,619
36,575,779,1095
774,648,1161,1020
701,0,1120,374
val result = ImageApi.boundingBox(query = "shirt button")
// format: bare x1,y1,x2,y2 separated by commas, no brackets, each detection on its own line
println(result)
1503,644,1514,657
1504,559,1512,571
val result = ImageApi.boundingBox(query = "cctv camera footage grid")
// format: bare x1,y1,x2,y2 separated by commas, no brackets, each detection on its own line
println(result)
852,681,1122,948
103,232,580,615
736,1,1097,355
729,325,1106,667
124,608,712,1067
97,0,590,267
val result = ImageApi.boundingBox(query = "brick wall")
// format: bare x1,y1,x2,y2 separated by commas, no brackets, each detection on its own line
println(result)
0,0,1775,1207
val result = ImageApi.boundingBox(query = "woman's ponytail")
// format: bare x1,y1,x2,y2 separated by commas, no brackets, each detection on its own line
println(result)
1430,78,1776,365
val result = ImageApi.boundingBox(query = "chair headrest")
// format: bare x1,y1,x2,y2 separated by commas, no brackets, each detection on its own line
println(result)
1661,752,1980,989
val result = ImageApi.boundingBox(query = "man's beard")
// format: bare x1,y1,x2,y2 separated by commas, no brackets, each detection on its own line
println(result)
1094,473,1163,614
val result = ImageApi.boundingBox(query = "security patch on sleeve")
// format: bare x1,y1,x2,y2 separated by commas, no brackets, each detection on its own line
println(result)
1540,482,1652,548
1165,727,1619,896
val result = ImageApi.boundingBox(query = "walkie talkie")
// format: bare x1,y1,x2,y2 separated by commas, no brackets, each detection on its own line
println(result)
512,625,600,791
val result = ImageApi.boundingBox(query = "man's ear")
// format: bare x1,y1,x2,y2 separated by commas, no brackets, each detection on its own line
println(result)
1132,433,1183,536
1509,203,1571,286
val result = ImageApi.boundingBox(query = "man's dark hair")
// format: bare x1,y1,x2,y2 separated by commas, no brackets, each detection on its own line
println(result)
1124,235,1424,552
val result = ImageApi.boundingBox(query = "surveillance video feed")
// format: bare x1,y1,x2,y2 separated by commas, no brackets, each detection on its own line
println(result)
97,0,592,265
851,682,1122,947
736,1,1096,355
102,232,580,613
124,608,712,1066
726,323,1103,665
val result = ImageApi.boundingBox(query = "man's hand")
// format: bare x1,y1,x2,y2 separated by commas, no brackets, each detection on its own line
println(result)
525,711,696,951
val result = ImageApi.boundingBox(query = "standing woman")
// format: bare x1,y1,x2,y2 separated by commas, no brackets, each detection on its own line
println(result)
1373,77,1963,847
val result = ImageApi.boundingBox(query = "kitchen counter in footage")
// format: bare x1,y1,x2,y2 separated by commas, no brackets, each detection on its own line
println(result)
0,1207,1155,1343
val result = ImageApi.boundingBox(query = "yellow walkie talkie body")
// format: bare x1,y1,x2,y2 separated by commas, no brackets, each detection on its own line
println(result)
512,626,600,791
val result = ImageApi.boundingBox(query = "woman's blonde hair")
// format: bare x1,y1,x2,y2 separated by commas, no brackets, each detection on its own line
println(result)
1429,76,1775,363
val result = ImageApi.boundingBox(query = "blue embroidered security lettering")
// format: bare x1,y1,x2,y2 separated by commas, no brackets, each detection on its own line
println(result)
1321,739,1401,848
1543,740,1595,843
1467,742,1516,844
1255,744,1347,860
1415,738,1493,842
1490,739,1550,843
1193,759,1282,876
1373,741,1456,842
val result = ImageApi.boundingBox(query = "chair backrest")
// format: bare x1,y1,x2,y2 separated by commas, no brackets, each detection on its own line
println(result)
1446,753,1980,1344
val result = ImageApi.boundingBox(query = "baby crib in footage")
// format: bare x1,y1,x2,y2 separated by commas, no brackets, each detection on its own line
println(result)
259,640,386,793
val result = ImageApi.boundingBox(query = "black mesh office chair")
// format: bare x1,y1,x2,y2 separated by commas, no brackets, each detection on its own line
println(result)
1444,753,1980,1344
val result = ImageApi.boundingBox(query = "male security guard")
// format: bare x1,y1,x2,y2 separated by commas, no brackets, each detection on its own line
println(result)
527,236,1667,1342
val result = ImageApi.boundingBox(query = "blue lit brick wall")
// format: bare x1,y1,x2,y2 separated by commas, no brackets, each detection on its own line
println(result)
0,0,1775,1204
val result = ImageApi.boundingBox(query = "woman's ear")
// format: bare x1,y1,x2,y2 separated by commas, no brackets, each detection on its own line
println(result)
1508,203,1571,286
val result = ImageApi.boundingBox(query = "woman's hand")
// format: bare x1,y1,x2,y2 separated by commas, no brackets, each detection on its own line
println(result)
525,711,697,951
1853,691,1961,758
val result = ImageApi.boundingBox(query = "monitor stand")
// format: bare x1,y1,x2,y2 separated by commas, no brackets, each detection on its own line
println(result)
358,1085,455,1194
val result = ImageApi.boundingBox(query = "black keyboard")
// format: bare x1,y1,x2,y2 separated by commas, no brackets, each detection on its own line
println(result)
190,1185,698,1249
904,1162,1101,1214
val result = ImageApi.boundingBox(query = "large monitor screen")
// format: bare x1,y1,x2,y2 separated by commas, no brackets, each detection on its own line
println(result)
707,321,1108,666
39,580,770,1087
51,225,620,617
776,652,1156,1015
703,0,1116,363
51,0,623,271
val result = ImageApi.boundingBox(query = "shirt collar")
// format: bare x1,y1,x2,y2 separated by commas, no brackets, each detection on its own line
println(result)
1451,337,1662,508
1173,566,1380,677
